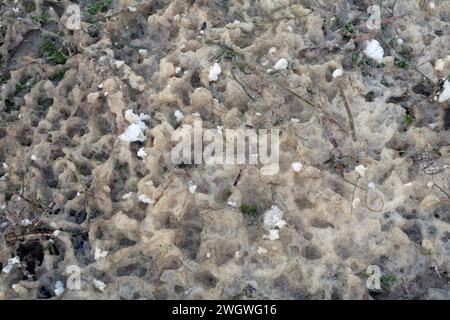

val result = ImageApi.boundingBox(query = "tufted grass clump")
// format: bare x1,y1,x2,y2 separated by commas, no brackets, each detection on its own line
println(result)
240,204,258,217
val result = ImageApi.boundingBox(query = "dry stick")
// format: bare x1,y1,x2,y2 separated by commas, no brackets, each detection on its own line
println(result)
338,87,357,142
350,176,361,215
230,68,256,101
431,183,450,201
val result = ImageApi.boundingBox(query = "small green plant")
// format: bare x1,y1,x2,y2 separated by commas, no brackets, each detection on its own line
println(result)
341,21,357,41
22,1,36,13
394,57,409,69
48,69,67,83
404,114,414,126
0,73,10,86
380,76,393,87
399,45,413,61
40,38,68,65
32,10,49,25
240,204,258,217
14,79,29,94
86,0,112,15
365,91,375,102
381,274,397,287
351,52,384,68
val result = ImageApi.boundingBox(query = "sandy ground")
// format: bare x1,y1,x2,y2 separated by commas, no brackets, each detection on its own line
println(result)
0,0,450,299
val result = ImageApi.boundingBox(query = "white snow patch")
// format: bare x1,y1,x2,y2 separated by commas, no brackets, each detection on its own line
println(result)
291,162,303,172
266,229,280,241
355,164,368,177
94,247,109,261
93,279,106,292
21,219,32,226
119,110,149,143
31,154,38,161
54,281,65,297
174,109,184,122
332,68,344,78
227,200,237,207
138,194,154,204
273,58,288,71
114,60,125,68
137,147,147,159
437,79,450,103
208,63,222,81
363,39,384,63
268,47,277,54
53,230,61,237
188,181,197,194
65,5,81,30
2,256,21,274
263,205,286,241
122,192,133,200
257,247,268,255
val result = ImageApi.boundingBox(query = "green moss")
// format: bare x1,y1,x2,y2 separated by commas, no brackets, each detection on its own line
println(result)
15,79,29,94
381,275,397,287
404,114,414,126
399,45,413,61
341,21,357,41
86,0,112,15
365,91,375,102
32,10,49,25
22,0,36,13
39,38,68,65
0,73,10,86
394,57,409,69
240,204,258,217
351,52,384,68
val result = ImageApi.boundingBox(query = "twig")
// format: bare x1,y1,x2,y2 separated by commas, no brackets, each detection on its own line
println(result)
431,182,450,201
338,87,357,142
